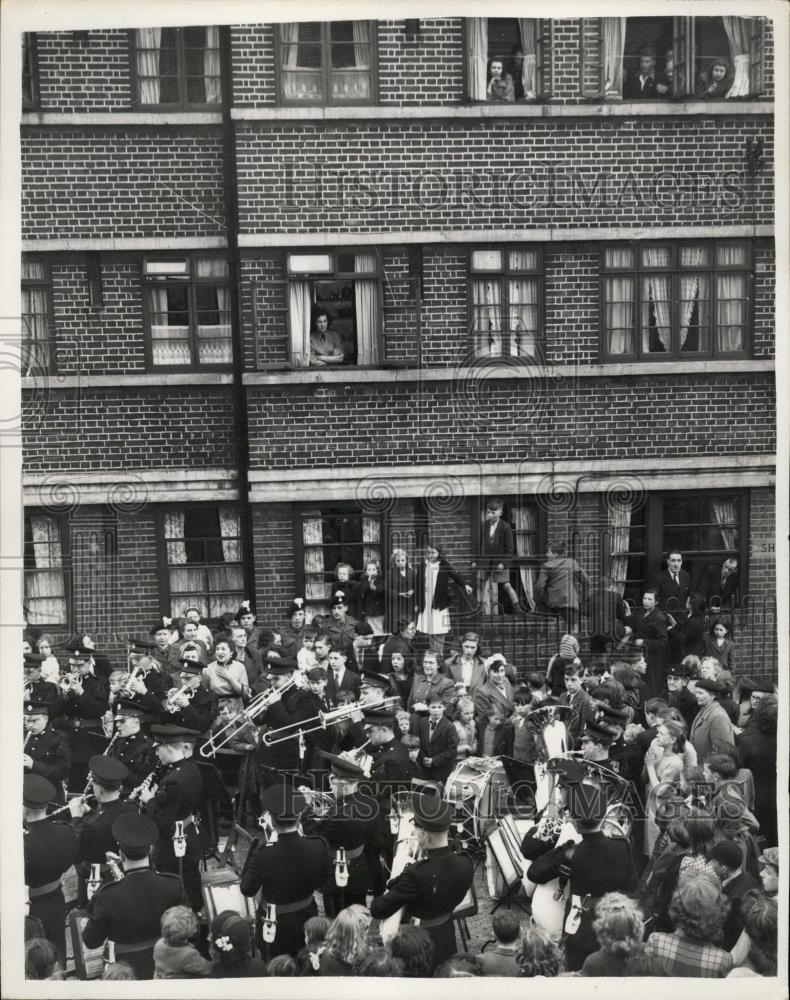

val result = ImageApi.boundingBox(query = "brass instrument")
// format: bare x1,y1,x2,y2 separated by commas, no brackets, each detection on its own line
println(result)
23,730,33,751
101,710,115,739
199,677,298,757
262,695,400,747
105,851,124,882
163,683,192,714
59,672,79,691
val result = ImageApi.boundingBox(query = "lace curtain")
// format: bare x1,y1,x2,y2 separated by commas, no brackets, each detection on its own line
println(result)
289,280,312,366
608,498,633,597
643,248,671,353
711,500,738,551
303,516,329,616
512,506,536,603
22,286,48,372
218,506,241,562
517,20,538,99
472,278,502,355
604,248,634,356
467,18,488,100
136,28,162,104
26,516,67,624
678,247,704,348
204,26,222,104
723,17,751,97
716,246,747,353
363,516,381,568
149,287,190,366
508,274,539,357
355,253,381,365
331,21,371,101
602,18,626,97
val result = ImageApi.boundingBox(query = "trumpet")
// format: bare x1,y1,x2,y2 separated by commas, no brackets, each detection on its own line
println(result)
163,683,192,713
200,678,297,757
262,696,400,747
119,660,146,698
59,672,79,691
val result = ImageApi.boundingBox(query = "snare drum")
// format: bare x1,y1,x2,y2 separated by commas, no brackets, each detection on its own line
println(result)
444,757,510,842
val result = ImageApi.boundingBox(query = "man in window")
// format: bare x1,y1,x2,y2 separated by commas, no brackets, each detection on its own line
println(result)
623,46,669,99
699,556,740,609
476,499,522,616
653,551,692,610
309,310,346,366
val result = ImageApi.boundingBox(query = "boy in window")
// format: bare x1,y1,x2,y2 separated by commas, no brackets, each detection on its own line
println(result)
309,310,346,366
623,46,668,99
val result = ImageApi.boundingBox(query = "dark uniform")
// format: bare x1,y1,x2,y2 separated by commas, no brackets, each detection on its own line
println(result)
163,684,218,733
240,785,331,959
143,726,205,912
24,718,71,795
301,751,381,917
369,794,475,967
24,775,76,967
301,676,337,772
363,707,420,867
49,663,109,790
82,812,184,980
23,668,60,709
255,666,312,788
106,698,156,793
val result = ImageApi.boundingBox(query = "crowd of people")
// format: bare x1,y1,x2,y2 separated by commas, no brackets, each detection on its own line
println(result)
21,537,779,980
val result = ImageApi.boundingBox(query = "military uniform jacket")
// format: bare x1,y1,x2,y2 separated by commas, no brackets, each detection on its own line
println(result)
50,675,110,761
527,830,637,897
25,726,71,785
240,830,331,905
257,688,313,770
74,798,139,865
82,868,184,948
302,789,381,896
164,686,217,733
24,678,59,709
144,758,203,840
108,732,155,790
369,846,474,922
370,738,420,795
24,816,76,891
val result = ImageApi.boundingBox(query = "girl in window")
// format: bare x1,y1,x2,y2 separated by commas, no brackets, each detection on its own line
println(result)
695,57,732,98
309,309,346,366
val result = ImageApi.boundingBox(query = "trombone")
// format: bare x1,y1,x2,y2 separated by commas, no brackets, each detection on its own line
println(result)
199,678,298,757
261,696,400,747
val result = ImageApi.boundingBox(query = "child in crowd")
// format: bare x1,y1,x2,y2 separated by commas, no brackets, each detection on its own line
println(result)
296,915,331,975
297,627,319,674
704,618,737,672
359,560,386,635
478,909,522,976
546,633,581,696
453,697,477,760
153,906,213,979
479,705,513,759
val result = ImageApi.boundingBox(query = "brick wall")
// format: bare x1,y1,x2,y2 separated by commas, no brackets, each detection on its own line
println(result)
22,388,239,472
251,503,296,620
377,20,465,104
21,129,225,240
235,116,773,234
36,30,132,112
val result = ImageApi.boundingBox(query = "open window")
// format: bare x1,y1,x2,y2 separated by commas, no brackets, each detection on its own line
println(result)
277,22,376,105
471,496,546,608
466,18,548,101
468,247,543,358
132,26,222,108
286,250,382,367
582,16,766,100
142,255,232,370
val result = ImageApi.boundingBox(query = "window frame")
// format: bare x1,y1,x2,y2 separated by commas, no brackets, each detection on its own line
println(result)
467,245,545,360
155,503,247,620
599,240,753,362
465,17,551,102
21,255,54,375
293,503,384,614
275,21,378,107
22,32,39,111
24,510,71,631
141,253,233,372
129,26,223,111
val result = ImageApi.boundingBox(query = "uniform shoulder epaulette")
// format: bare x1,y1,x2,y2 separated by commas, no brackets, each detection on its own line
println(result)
153,871,181,881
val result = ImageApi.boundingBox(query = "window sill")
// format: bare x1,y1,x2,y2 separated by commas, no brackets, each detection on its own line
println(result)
21,112,223,126
243,358,774,386
231,99,772,122
21,372,235,389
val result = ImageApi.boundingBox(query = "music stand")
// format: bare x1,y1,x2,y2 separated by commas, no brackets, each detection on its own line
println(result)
485,816,530,914
68,909,105,981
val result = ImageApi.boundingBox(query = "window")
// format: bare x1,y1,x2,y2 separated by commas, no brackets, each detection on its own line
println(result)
601,242,751,360
21,257,52,375
133,27,221,108
24,512,69,627
277,22,376,104
608,491,747,605
161,506,244,618
472,497,545,609
469,247,543,358
22,33,38,110
143,256,232,369
466,18,548,101
286,250,381,367
582,16,765,99
296,507,382,616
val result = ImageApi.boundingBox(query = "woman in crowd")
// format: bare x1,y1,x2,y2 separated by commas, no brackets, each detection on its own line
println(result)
209,910,268,978
737,694,777,846
515,926,563,978
407,650,456,712
580,893,651,977
35,634,61,683
649,810,719,932
728,891,778,977
645,874,733,977
389,926,435,978
643,717,689,854
202,635,249,714
474,654,516,723
675,594,707,660
444,631,486,696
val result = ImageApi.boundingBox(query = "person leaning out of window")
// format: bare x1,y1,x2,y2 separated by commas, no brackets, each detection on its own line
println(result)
487,59,515,102
309,309,346,366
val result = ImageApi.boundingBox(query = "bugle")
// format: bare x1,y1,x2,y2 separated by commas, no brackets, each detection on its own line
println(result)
199,678,297,757
262,696,400,747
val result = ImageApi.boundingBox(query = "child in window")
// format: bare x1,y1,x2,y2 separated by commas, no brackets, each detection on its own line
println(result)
695,58,732,98
359,560,386,635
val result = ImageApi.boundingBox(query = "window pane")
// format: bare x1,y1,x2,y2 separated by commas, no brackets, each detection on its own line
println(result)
22,260,46,281
717,243,747,267
471,249,503,271
640,275,671,353
289,254,333,274
195,285,232,365
716,273,746,352
508,277,539,357
605,248,634,269
641,246,671,267
604,275,634,355
509,249,538,271
680,245,711,267
679,274,710,353
148,286,191,366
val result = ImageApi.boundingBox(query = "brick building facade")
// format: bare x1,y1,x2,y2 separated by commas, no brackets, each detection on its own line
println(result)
20,16,777,676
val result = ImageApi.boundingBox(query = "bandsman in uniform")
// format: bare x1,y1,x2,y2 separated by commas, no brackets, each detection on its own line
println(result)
49,651,109,791
302,751,381,917
147,617,177,673
128,642,170,702
240,783,331,959
23,653,59,707
23,774,76,968
255,661,311,790
162,656,218,732
81,812,184,980
370,793,475,966
105,698,156,793
69,754,138,904
23,697,70,802
301,667,337,773
137,724,204,912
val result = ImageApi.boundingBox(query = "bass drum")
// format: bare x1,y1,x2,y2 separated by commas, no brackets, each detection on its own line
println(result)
526,819,582,939
444,757,511,843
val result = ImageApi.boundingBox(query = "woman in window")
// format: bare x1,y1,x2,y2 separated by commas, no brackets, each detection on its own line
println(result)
309,309,346,366
695,57,733,98
487,59,515,102
415,543,473,657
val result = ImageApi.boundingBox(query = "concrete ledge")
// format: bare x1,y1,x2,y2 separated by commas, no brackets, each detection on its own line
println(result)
23,467,239,506
21,236,228,252
22,373,235,390
239,224,774,248
21,112,223,126
232,100,773,122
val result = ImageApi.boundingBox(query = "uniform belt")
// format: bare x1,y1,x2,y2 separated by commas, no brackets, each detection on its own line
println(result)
265,895,314,915
113,938,159,954
414,911,452,929
344,845,364,860
28,879,62,898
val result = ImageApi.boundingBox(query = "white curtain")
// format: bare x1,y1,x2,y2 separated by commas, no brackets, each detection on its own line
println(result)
332,21,371,100
711,500,738,551
136,28,162,105
679,246,704,348
303,515,329,614
512,506,536,604
164,510,187,565
355,253,380,366
723,17,751,97
149,287,190,367
281,24,309,101
289,280,312,366
467,18,488,100
643,248,671,353
363,516,381,568
27,516,66,624
204,26,222,104
472,279,502,355
219,506,241,562
602,17,626,96
608,499,632,597
716,246,746,353
21,287,48,371
604,249,634,356
508,276,538,357
196,259,232,365
517,19,538,99
352,21,370,68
